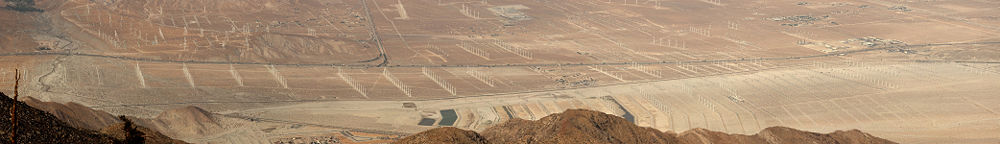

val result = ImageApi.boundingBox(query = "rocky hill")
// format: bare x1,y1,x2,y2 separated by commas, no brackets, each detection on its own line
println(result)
20,97,223,142
0,92,118,143
21,97,120,131
395,127,488,144
100,122,188,144
0,92,186,143
397,109,896,144
131,106,224,139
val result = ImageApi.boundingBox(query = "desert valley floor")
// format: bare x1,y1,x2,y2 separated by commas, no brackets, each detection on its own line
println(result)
1,0,1000,143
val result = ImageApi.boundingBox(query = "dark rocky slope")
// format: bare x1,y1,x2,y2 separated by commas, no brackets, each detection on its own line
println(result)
0,92,117,143
397,109,896,144
0,92,186,143
396,127,488,144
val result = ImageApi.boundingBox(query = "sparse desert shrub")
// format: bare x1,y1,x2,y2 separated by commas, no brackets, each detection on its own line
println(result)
118,116,145,144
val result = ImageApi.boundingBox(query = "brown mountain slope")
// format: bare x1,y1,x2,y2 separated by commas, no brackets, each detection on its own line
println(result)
19,96,223,142
1,92,188,143
21,97,120,131
395,127,488,144
482,109,679,144
0,92,118,143
132,106,225,139
397,109,897,144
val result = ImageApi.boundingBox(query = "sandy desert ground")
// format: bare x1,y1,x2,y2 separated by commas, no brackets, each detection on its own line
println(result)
1,0,1000,143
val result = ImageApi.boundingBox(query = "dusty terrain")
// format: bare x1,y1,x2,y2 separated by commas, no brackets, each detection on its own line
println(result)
1,0,999,143
397,109,896,144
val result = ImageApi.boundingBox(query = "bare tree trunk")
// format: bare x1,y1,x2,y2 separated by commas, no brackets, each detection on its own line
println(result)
9,69,19,143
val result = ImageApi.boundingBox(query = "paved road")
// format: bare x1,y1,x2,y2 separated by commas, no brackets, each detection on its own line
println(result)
361,0,390,67
217,113,410,136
